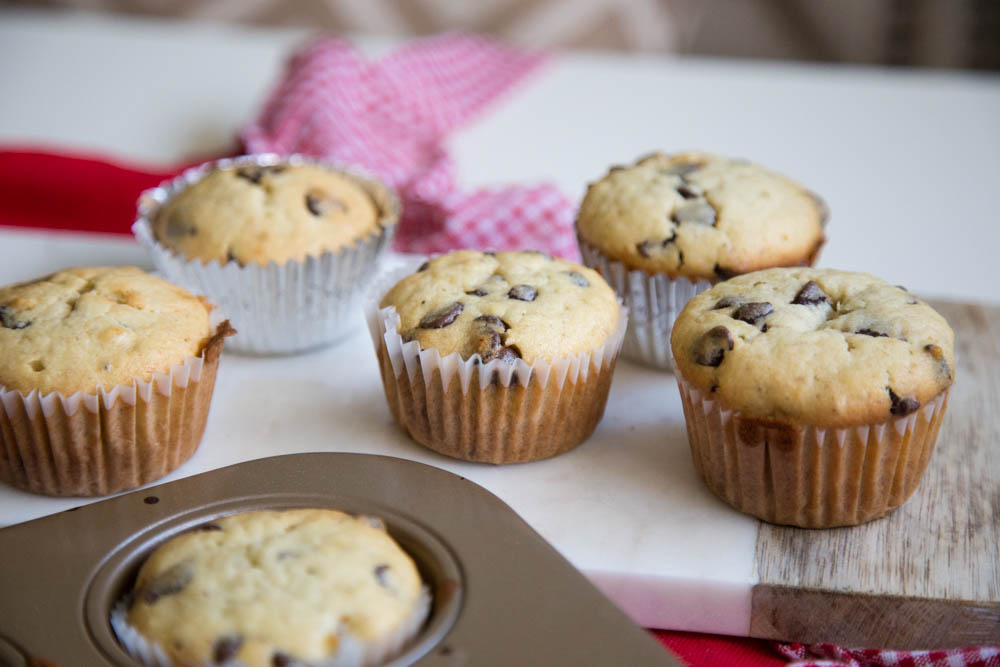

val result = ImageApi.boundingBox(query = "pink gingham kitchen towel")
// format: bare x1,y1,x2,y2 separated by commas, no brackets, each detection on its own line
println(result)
778,642,999,667
242,33,579,260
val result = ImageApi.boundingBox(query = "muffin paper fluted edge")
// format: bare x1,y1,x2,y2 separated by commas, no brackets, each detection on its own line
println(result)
132,154,400,355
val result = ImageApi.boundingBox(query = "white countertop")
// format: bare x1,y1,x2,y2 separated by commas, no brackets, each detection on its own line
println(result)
0,8,998,637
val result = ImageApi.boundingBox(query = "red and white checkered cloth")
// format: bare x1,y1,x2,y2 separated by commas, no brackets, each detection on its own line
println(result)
777,642,1000,666
240,33,999,666
241,33,579,260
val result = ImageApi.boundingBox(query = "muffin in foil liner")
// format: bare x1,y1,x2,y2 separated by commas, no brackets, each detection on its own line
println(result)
675,372,950,528
133,154,399,355
366,262,628,464
578,237,711,371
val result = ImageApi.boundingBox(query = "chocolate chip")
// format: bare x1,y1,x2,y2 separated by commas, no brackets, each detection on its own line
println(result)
508,284,537,302
142,561,194,604
213,635,243,663
791,281,830,306
272,653,295,667
474,314,509,331
672,201,716,226
924,343,944,361
465,288,488,297
761,323,769,332
896,285,909,292
733,302,772,325
419,302,463,329
693,326,734,366
566,271,589,287
712,296,743,310
856,328,888,338
475,330,503,360
888,388,920,416
637,233,677,258
305,189,346,216
714,264,736,280
235,167,265,184
374,564,390,587
164,214,197,238
637,240,653,258
676,182,702,199
0,305,30,330
225,250,241,266
417,261,430,272
493,345,522,362
484,251,497,257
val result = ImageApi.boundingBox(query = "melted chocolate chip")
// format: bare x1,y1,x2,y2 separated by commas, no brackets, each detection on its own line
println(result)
493,345,522,362
508,284,537,302
304,192,345,216
0,305,30,330
672,201,716,226
714,264,736,281
637,233,677,259
888,388,920,416
417,260,430,272
676,182,702,199
419,302,463,329
142,561,194,604
474,314,509,331
856,328,888,338
712,296,743,310
213,635,244,663
733,302,772,325
272,653,295,667
235,167,265,184
791,281,830,306
693,326,734,366
374,564,390,587
465,288,488,297
566,271,589,287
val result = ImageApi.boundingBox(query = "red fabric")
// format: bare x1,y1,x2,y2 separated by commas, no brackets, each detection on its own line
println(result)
241,33,579,259
653,630,787,666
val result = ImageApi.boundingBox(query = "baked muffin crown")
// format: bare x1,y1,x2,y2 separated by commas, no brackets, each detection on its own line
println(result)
152,163,381,265
0,266,212,396
125,508,425,665
576,151,825,281
671,267,955,428
379,250,620,364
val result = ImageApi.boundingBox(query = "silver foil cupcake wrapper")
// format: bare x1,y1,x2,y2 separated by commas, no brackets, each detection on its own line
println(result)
577,238,711,371
133,154,399,355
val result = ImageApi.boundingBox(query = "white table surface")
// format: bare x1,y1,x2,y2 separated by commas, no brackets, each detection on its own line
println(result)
0,7,998,637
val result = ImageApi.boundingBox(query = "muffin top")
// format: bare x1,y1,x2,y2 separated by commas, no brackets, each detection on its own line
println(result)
0,267,212,396
576,151,826,281
671,268,955,428
126,509,426,667
152,163,383,265
380,250,620,364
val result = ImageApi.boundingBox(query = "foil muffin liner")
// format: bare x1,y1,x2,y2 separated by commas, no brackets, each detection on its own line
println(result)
133,154,399,355
366,263,628,464
0,320,233,497
578,237,711,371
675,372,950,528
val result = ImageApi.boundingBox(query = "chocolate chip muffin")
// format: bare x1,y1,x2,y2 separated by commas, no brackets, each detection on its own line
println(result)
134,155,399,354
117,509,429,667
370,250,626,463
670,268,954,527
576,151,827,369
0,267,232,496
152,163,381,266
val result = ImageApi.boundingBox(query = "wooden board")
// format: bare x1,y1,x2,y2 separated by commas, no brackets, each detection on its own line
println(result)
750,301,1000,648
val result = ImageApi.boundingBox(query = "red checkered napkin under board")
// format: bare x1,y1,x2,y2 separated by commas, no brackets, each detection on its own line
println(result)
241,33,578,260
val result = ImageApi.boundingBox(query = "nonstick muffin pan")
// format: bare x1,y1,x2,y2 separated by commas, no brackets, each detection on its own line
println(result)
0,452,680,666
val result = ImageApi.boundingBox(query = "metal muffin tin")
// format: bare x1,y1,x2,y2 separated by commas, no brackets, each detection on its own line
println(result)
0,453,679,666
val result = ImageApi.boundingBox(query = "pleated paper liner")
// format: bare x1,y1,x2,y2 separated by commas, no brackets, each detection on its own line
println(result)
111,576,431,667
133,154,399,355
675,372,949,528
577,237,711,371
0,321,233,497
366,265,628,464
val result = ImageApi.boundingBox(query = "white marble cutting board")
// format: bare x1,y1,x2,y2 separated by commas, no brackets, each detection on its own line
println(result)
0,229,757,635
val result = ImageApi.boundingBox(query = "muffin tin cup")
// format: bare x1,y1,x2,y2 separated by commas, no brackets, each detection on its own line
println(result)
675,372,950,528
0,320,234,497
366,264,628,464
577,237,711,371
133,154,400,355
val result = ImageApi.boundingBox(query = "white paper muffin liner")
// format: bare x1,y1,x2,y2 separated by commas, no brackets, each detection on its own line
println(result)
111,583,431,667
365,263,627,463
133,154,399,355
675,372,950,528
0,318,232,496
577,237,711,371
